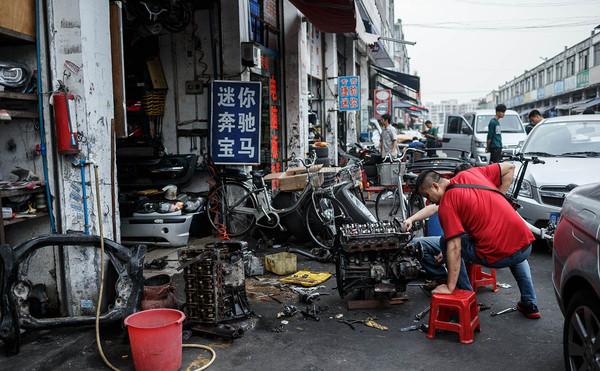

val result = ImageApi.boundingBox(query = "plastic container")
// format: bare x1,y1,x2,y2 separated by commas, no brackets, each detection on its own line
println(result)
124,309,185,371
264,252,297,275
426,213,444,237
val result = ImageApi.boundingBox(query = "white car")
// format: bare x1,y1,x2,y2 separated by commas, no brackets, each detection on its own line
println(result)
514,114,600,232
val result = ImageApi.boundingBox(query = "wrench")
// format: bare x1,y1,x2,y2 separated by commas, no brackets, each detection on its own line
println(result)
491,307,517,317
414,305,431,322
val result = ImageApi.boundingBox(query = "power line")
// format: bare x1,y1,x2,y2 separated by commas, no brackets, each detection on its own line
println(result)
454,0,600,7
407,15,598,27
404,20,598,31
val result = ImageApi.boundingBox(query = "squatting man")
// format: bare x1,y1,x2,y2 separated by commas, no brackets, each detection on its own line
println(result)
403,163,541,319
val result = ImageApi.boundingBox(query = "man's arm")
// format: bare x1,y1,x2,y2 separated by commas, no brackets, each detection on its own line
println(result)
486,121,494,150
403,204,439,230
432,236,461,294
498,162,515,194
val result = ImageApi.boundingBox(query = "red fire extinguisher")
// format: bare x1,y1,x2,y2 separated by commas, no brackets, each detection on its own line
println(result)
52,90,79,154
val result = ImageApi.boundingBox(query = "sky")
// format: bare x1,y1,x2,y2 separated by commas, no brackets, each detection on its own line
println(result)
395,0,600,104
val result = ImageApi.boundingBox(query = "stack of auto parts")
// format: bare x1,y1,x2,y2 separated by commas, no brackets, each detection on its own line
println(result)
181,241,251,324
336,221,422,298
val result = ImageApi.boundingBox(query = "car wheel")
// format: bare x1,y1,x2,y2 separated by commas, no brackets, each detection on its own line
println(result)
564,289,600,371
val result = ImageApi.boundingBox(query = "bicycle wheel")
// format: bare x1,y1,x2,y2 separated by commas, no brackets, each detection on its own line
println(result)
407,192,427,236
206,182,256,237
375,189,408,222
305,195,348,249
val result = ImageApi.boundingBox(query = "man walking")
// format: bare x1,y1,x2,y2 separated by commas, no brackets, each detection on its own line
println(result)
413,163,541,319
379,114,398,158
422,120,439,157
487,104,506,163
526,109,543,134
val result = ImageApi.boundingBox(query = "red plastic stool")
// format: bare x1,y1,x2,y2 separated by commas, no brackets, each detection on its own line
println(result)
427,289,480,344
468,264,497,292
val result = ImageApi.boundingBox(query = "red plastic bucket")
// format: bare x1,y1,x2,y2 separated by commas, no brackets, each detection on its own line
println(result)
124,308,186,371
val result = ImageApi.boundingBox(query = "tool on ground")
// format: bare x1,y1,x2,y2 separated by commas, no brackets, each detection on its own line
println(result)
414,305,430,321
300,291,329,304
337,319,363,330
478,303,492,311
491,307,517,317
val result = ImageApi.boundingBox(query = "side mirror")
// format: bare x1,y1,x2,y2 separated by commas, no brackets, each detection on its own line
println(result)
461,126,473,135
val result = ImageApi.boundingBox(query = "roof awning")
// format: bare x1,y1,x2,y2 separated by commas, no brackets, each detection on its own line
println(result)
572,97,600,113
556,98,593,111
377,82,418,104
372,65,420,92
288,0,357,33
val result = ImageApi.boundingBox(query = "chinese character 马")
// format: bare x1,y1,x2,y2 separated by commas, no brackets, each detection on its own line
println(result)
217,86,236,107
239,138,255,158
238,87,256,108
218,138,235,157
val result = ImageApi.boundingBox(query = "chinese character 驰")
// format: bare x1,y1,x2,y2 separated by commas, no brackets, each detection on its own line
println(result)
218,138,235,157
238,87,256,108
238,113,256,133
217,112,236,133
217,86,236,107
239,138,255,158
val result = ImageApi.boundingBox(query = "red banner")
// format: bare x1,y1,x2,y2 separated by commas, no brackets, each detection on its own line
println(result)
373,89,392,120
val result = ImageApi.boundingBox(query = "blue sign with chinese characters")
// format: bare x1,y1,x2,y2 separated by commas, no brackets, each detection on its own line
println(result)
338,76,360,111
210,80,262,165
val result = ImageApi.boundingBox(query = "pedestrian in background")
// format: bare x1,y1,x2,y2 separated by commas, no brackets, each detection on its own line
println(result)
526,109,543,134
487,104,506,163
379,113,398,159
422,120,439,157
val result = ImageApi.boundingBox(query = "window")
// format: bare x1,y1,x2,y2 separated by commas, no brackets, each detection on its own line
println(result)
447,116,461,134
531,75,537,90
546,66,554,83
579,49,589,71
567,56,576,76
538,71,544,88
595,43,600,66
475,115,524,133
556,62,563,80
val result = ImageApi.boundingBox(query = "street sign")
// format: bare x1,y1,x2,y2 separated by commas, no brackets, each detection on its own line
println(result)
338,76,360,111
210,80,262,165
374,88,391,119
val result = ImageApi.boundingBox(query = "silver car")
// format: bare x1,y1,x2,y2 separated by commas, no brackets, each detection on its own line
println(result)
553,182,600,370
515,114,600,231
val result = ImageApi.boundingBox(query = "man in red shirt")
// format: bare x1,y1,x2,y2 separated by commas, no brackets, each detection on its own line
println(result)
414,163,540,319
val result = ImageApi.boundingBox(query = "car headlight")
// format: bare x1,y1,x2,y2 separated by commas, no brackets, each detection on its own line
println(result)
518,179,533,198
475,141,486,148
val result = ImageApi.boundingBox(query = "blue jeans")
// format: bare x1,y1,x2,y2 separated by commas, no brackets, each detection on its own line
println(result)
414,235,538,306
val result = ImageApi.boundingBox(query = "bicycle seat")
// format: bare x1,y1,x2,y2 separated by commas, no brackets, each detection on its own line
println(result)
219,168,249,180
250,170,268,178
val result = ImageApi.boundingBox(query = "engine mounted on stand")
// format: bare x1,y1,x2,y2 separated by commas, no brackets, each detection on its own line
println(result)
335,220,423,299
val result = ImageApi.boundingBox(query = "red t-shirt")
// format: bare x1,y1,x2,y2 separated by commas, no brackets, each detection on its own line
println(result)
438,164,535,264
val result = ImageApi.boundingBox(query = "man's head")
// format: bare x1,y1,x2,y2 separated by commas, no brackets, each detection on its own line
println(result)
495,104,507,119
528,109,543,125
415,170,449,204
380,114,391,127
425,120,433,129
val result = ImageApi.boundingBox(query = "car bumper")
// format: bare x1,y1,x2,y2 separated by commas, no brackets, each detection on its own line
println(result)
517,196,561,227
474,148,489,166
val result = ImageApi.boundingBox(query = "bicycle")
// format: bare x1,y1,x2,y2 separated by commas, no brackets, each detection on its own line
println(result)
374,149,427,233
206,153,349,250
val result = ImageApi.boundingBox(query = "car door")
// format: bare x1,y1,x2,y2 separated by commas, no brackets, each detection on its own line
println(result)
443,115,472,157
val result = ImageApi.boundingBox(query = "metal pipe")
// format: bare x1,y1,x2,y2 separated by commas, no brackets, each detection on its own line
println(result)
378,37,416,46
80,159,90,234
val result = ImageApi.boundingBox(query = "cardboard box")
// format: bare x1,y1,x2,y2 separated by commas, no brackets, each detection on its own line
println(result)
285,164,322,176
0,0,35,38
279,173,310,191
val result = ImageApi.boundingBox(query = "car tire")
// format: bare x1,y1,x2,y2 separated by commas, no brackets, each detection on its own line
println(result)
563,289,600,371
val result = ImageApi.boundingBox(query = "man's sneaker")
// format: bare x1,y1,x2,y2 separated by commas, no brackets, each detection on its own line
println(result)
517,301,541,319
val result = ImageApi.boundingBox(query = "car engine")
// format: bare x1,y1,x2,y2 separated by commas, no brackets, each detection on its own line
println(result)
336,221,422,299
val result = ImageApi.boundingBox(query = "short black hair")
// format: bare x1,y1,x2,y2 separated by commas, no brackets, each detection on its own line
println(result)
412,136,419,141
425,120,432,125
381,114,391,122
454,163,473,175
528,109,541,119
415,170,441,194
496,104,507,113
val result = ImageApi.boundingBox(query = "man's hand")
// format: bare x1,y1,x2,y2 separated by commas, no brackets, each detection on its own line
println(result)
402,218,413,231
434,252,444,265
432,284,453,295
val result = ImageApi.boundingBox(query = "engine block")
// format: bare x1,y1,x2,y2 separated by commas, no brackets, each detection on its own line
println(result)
336,221,422,298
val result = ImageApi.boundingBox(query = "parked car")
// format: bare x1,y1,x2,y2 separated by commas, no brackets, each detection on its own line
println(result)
442,109,527,165
552,182,600,371
515,115,600,231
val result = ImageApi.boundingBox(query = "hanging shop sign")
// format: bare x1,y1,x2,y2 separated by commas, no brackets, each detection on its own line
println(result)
373,88,392,119
211,80,262,165
338,76,360,111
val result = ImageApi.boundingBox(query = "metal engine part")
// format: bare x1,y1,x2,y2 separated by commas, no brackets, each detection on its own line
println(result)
336,221,422,298
181,240,252,324
0,234,145,355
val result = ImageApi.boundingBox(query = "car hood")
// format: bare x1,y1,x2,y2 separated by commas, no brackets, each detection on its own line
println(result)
475,132,525,146
517,157,600,187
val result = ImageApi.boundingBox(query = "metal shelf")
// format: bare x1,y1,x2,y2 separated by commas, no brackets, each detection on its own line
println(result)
0,109,38,120
0,26,35,45
3,212,48,227
0,91,37,101
0,187,45,199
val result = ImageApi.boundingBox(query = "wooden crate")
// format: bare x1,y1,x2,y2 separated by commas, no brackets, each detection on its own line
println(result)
0,0,36,38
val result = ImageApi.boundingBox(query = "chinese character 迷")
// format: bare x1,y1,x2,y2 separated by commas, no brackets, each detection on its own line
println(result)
238,113,256,133
218,138,235,157
217,112,236,133
217,86,236,107
238,87,256,108
239,138,255,158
